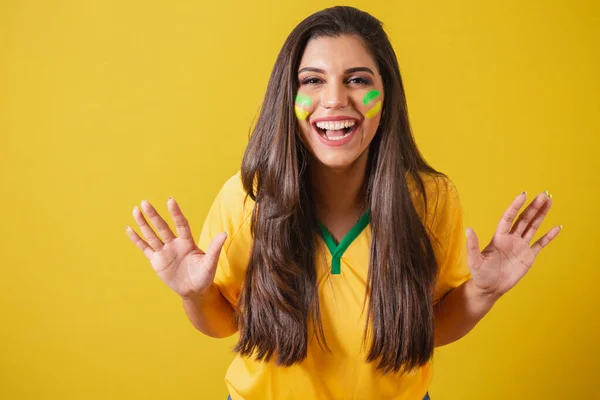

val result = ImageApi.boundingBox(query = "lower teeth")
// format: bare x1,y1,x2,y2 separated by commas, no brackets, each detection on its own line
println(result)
323,129,351,141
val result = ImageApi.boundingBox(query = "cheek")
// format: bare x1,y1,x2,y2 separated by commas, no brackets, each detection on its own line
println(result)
295,94,316,145
295,93,315,121
360,113,381,144
295,105,310,121
360,90,383,120
364,100,382,119
359,94,383,143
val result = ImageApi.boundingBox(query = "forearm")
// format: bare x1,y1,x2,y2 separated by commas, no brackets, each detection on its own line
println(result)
182,283,238,338
433,279,500,347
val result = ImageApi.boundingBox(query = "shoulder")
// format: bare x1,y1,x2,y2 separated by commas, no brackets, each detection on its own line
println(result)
217,170,247,201
408,171,458,197
410,174,471,302
407,171,461,230
198,170,254,250
212,171,255,218
198,171,254,307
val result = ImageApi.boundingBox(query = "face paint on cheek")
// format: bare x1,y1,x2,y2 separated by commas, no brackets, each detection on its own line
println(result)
295,93,312,121
365,101,382,119
362,90,382,119
295,106,310,121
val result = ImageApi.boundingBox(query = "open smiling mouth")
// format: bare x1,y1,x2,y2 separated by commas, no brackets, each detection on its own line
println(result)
313,120,359,141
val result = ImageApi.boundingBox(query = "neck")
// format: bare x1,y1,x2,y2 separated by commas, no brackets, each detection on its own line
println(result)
308,152,369,217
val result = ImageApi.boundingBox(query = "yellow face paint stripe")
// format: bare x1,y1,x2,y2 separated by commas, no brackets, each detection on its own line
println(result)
295,105,310,121
365,100,382,119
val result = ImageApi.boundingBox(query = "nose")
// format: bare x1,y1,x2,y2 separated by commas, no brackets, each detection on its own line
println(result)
320,81,349,109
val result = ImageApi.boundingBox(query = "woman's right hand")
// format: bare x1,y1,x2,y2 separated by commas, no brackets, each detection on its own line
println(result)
125,197,227,299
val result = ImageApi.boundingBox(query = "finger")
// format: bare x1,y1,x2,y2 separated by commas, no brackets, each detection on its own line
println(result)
167,198,194,241
465,227,483,271
531,225,562,257
201,232,228,274
125,225,154,260
523,197,553,243
132,205,164,251
497,192,527,235
510,192,550,237
140,200,176,242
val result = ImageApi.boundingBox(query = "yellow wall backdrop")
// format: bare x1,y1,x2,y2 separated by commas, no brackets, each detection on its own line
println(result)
1,0,598,399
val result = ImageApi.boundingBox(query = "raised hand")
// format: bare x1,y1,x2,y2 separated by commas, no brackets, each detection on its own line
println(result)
465,191,561,299
125,198,227,299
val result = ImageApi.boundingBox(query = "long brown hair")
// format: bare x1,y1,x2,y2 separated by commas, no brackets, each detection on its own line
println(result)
237,5,447,373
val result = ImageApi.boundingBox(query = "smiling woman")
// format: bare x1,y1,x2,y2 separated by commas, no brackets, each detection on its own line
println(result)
295,37,384,168
126,5,561,400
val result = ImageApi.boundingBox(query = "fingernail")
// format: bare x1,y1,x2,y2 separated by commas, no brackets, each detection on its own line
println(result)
559,225,563,230
549,193,553,199
544,190,549,197
522,191,527,196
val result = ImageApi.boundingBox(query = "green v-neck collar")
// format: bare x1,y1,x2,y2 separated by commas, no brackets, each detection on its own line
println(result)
318,210,370,275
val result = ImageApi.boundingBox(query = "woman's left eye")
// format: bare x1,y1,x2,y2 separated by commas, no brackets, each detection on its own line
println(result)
348,77,371,85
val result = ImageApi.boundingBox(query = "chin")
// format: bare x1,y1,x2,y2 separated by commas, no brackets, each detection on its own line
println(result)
311,149,365,170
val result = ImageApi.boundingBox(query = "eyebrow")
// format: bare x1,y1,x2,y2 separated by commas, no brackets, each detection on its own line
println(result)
298,66,375,76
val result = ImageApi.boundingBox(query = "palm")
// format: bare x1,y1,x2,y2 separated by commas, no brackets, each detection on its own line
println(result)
126,198,227,298
466,191,561,298
150,237,207,296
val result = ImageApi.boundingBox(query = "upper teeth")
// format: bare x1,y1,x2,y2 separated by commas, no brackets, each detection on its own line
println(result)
315,120,356,130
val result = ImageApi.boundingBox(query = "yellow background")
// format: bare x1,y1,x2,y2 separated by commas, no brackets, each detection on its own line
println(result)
1,0,598,398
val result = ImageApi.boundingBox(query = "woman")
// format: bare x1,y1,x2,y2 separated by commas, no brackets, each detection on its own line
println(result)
126,6,560,400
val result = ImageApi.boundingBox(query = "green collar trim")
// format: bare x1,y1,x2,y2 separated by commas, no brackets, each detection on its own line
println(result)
318,210,371,274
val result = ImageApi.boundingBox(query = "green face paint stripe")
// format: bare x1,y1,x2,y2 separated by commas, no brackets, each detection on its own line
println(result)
362,90,380,105
295,93,312,107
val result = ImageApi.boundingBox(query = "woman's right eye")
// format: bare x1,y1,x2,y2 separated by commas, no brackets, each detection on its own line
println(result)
301,77,323,85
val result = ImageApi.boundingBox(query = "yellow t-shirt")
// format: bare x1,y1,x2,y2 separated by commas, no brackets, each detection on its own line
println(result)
198,171,471,400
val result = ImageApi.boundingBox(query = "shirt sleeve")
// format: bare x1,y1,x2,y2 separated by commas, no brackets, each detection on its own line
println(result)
430,178,472,305
197,171,253,308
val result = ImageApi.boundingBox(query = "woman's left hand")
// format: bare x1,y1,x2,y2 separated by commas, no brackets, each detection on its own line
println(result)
465,191,561,299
